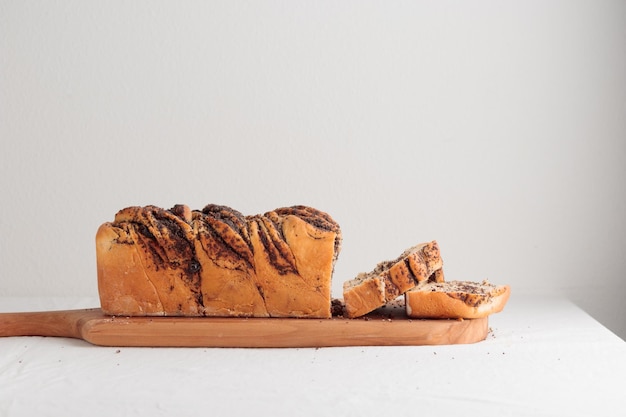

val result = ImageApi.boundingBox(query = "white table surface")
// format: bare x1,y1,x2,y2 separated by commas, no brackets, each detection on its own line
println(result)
1,294,624,417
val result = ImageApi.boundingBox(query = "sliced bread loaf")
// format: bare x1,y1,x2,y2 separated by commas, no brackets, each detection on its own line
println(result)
342,240,443,318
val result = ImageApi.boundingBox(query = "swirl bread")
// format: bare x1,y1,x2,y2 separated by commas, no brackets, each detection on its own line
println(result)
342,241,444,318
404,280,511,319
96,204,342,318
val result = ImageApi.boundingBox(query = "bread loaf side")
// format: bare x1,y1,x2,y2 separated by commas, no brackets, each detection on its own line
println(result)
96,204,342,318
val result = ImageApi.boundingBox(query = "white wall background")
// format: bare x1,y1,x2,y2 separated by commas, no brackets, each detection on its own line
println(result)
1,1,625,338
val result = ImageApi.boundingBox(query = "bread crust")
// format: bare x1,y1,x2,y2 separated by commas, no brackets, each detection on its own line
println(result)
405,281,511,319
342,241,444,318
96,206,203,316
97,204,341,318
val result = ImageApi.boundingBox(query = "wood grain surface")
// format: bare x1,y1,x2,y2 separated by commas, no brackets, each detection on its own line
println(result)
0,303,489,347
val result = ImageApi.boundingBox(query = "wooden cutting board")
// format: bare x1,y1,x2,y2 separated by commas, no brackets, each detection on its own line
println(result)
0,303,488,348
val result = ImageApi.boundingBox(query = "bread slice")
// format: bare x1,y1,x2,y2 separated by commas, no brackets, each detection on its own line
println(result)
405,280,511,319
96,204,342,318
342,241,444,318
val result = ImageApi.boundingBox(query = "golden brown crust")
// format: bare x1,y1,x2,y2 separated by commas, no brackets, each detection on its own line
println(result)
341,275,386,318
97,205,203,316
97,204,341,318
192,207,266,317
405,281,511,319
342,241,443,318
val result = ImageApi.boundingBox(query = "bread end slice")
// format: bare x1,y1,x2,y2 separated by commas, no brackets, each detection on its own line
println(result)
405,280,510,319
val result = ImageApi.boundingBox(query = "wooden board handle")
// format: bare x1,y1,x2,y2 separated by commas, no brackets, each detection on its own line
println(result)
0,309,101,340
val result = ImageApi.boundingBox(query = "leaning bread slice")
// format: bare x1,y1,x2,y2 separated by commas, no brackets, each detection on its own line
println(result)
342,241,444,318
405,280,510,319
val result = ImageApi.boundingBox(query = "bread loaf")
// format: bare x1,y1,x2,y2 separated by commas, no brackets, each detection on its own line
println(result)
96,204,342,318
405,280,510,319
342,241,444,318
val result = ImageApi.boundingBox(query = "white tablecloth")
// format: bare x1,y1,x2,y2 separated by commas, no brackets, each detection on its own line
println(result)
1,294,624,417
